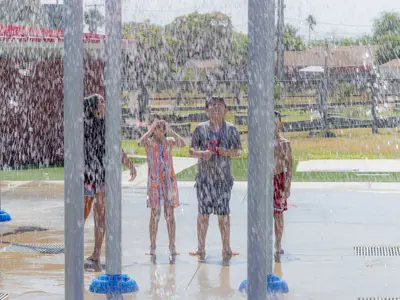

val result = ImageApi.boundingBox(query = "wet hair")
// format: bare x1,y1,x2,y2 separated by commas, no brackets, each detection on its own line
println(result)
274,110,281,121
84,94,101,119
205,95,227,109
149,114,167,137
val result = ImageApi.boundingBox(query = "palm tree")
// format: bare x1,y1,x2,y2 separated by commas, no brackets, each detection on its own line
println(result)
84,7,104,33
306,15,316,46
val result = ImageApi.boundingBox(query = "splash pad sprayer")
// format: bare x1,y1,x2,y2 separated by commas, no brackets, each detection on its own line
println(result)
89,0,138,297
241,0,289,297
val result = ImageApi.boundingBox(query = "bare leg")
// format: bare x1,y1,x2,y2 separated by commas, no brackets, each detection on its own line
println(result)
274,212,284,254
164,205,176,254
197,214,209,252
89,192,105,261
84,196,94,224
149,208,161,254
218,215,231,253
189,214,209,260
219,215,239,261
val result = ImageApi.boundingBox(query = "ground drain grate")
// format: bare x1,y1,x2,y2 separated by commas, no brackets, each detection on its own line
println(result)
354,246,400,257
2,243,64,254
358,298,400,300
0,293,9,300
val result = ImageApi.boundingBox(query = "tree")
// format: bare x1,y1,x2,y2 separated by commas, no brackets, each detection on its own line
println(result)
375,33,400,65
84,7,105,34
311,35,372,47
123,21,176,120
373,12,400,39
283,24,305,51
373,12,400,64
223,32,248,105
0,0,40,26
165,12,234,66
306,15,317,45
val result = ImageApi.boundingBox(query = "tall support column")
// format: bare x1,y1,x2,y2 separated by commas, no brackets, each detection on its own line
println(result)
104,0,123,294
63,0,84,298
247,0,276,298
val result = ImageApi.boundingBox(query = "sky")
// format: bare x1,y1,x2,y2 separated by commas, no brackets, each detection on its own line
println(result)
41,0,400,39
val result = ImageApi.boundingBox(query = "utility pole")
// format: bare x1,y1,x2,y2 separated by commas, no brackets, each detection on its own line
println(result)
276,0,285,82
370,71,379,134
320,42,329,136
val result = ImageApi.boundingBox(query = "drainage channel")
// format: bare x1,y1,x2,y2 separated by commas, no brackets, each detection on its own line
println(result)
358,298,400,300
354,246,400,257
356,246,400,300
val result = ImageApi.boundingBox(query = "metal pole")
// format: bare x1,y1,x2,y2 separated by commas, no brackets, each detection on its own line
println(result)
64,0,84,297
321,42,329,135
248,0,275,298
105,0,122,298
276,0,284,82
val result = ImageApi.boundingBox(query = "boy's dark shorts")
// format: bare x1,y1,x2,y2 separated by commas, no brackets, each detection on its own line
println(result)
195,180,233,216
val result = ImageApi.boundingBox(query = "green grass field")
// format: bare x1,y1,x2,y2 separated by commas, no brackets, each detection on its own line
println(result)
176,158,400,182
0,157,146,181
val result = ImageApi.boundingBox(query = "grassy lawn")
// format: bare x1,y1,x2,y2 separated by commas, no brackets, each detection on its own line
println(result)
176,158,400,182
5,126,400,182
123,127,400,160
283,128,400,160
0,157,146,181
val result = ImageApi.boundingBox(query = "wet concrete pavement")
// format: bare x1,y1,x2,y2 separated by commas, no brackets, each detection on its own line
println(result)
1,182,400,299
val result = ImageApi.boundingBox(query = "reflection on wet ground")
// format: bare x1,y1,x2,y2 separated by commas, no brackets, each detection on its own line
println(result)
2,182,400,299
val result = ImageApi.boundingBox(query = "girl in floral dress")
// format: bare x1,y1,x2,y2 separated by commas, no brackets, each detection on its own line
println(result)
138,118,186,258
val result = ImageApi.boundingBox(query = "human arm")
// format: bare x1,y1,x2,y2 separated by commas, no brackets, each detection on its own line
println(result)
284,141,293,198
121,151,137,181
166,123,186,148
137,121,157,148
216,126,242,157
189,125,212,161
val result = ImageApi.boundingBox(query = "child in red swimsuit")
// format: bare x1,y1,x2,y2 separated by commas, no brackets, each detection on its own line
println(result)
273,111,292,259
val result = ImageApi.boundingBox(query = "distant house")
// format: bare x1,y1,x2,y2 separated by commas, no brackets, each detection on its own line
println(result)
283,46,377,76
380,59,400,80
183,59,221,80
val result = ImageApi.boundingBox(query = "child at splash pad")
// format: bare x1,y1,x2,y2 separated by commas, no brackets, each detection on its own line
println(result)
138,117,186,259
189,96,242,262
273,110,292,259
83,94,137,264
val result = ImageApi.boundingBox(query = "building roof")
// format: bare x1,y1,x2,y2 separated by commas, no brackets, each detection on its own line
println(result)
185,59,220,69
0,24,135,58
380,59,400,68
283,45,377,69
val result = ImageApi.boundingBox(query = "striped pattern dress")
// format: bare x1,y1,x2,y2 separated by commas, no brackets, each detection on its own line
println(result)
146,137,179,209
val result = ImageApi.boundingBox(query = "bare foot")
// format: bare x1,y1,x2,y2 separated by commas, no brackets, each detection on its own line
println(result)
86,256,100,263
189,249,206,261
222,250,239,261
274,252,281,263
145,248,156,256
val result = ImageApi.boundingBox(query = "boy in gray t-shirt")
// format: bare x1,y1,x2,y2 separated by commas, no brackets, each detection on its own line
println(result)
189,96,242,261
